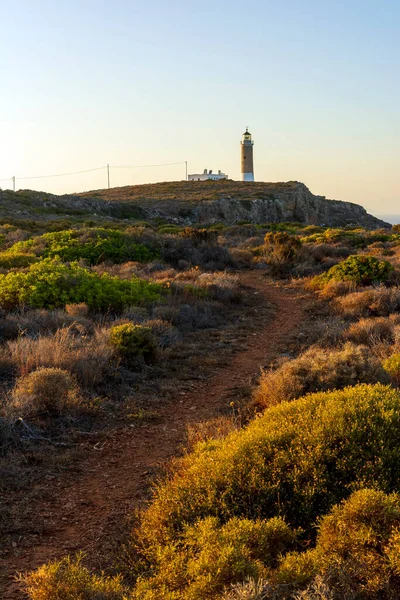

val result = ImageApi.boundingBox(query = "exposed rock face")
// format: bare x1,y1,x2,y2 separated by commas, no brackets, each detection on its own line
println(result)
190,184,389,229
0,181,389,229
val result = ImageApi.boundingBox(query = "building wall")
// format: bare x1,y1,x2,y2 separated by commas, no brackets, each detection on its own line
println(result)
188,173,228,181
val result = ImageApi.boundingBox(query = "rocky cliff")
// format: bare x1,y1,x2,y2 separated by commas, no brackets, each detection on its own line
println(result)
193,183,389,228
0,181,389,229
78,180,388,229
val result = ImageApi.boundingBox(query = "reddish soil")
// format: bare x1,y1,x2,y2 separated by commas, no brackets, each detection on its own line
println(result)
1,272,311,598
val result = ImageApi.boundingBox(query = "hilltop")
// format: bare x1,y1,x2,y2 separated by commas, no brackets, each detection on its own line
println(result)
0,180,389,228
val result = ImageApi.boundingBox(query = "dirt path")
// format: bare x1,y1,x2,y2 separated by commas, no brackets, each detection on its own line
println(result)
2,272,310,598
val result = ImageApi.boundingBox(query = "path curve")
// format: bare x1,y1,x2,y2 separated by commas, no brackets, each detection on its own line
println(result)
2,272,309,599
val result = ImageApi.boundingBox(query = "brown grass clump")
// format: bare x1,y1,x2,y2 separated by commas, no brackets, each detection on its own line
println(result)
254,343,388,409
8,328,114,388
9,368,82,421
186,416,240,450
343,315,400,347
64,303,89,318
197,271,242,302
0,308,92,340
334,286,400,318
143,318,179,348
316,280,357,299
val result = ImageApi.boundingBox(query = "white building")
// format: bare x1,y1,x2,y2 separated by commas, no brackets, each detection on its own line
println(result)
188,168,228,181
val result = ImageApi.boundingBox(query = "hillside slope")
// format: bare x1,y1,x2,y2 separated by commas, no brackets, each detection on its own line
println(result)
77,180,389,228
0,181,389,228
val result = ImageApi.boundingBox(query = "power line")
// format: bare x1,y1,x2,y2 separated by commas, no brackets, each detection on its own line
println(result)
112,161,186,169
17,166,106,181
0,161,187,182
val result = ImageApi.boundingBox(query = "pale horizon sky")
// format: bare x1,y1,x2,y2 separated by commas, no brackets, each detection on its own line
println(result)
0,0,399,217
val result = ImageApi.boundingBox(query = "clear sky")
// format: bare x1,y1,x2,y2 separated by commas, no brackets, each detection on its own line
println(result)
0,0,399,215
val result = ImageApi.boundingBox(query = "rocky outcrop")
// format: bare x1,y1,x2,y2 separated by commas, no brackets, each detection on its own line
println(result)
191,184,388,229
127,182,388,229
0,182,389,229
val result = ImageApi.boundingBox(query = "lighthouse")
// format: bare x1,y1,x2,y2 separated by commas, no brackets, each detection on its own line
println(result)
240,127,254,182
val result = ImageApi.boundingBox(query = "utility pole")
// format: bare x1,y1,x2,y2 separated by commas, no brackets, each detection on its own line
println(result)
107,164,110,189
185,161,188,181
12,176,15,192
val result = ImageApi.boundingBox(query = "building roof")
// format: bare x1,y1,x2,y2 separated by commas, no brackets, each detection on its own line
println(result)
243,128,251,136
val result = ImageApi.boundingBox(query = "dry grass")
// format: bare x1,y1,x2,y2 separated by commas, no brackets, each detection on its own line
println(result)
334,286,400,318
0,308,92,340
317,280,358,299
64,303,90,318
8,368,82,422
186,416,240,450
8,328,115,388
343,315,400,347
142,318,179,348
254,343,388,410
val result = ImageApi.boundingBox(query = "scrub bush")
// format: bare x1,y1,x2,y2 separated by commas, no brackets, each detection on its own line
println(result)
8,328,115,388
263,232,301,273
22,554,129,600
136,384,400,593
0,258,162,310
8,228,159,264
311,255,393,289
343,315,399,347
382,353,400,386
334,286,400,318
123,385,400,598
135,516,296,599
109,323,158,362
0,252,38,269
276,489,400,597
254,343,388,409
9,367,81,421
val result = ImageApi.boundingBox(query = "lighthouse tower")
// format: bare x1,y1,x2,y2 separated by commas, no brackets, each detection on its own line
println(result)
240,127,254,182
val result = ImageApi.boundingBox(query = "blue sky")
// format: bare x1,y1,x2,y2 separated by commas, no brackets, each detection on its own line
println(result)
0,0,399,215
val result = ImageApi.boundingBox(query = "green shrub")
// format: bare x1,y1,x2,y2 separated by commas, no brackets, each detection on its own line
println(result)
276,489,400,596
8,228,159,265
382,353,400,386
136,384,400,581
110,323,158,362
135,516,296,599
254,343,388,409
311,255,393,288
157,224,183,234
0,258,162,310
263,232,301,264
22,554,129,600
0,252,38,269
300,228,368,247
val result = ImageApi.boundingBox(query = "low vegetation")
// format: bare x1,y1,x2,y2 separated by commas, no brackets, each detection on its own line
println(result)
311,254,393,289
1,204,400,599
9,368,82,424
109,322,158,363
7,228,159,264
0,258,162,310
253,343,388,409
